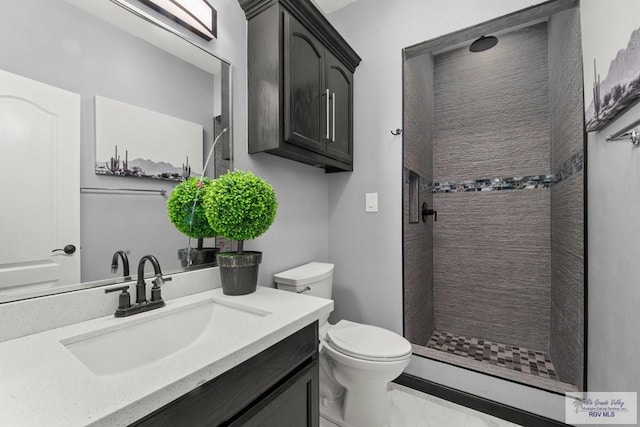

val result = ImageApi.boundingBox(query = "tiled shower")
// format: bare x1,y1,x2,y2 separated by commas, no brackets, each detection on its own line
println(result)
403,6,585,393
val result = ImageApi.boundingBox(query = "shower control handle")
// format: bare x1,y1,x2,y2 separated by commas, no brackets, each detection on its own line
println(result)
422,203,437,222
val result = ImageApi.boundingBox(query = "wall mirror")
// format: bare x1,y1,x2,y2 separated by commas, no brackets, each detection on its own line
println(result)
0,0,232,303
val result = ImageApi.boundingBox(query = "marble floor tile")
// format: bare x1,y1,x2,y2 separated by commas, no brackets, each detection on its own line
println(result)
319,383,521,427
391,383,521,427
389,384,428,426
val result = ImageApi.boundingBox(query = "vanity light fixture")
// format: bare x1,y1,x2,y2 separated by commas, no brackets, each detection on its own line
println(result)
138,0,217,40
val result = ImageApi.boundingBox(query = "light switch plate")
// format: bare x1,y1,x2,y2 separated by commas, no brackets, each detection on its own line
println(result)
365,193,378,213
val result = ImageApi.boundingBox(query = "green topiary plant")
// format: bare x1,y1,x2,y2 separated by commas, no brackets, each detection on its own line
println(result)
204,170,277,254
167,177,218,251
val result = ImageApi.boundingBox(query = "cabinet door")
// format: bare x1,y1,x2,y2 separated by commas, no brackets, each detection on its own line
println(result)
324,50,353,164
284,13,327,155
230,359,319,427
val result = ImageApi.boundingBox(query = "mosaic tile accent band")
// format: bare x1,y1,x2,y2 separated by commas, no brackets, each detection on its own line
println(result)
554,149,584,185
427,330,559,381
433,174,553,193
405,148,584,194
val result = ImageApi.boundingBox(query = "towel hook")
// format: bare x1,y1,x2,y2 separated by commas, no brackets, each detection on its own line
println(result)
390,128,403,136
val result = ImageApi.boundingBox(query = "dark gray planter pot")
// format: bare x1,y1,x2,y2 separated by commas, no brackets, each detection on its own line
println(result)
178,247,219,268
216,251,262,295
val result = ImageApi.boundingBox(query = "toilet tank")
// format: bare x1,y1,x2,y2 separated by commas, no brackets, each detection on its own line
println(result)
274,262,334,300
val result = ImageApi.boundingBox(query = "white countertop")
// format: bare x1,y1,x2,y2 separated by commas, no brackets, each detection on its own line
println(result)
0,287,333,426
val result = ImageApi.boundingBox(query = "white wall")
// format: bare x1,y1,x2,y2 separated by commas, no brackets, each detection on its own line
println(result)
176,0,331,286
581,0,640,402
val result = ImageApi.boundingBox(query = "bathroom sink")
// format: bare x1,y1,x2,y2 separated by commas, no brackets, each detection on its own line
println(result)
61,298,269,376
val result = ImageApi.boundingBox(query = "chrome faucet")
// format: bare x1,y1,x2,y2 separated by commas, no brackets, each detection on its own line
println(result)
111,250,131,281
105,254,171,317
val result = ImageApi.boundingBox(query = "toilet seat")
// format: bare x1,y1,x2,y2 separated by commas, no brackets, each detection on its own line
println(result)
326,320,412,362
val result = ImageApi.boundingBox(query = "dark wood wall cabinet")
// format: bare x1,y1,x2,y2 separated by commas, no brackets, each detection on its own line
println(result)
239,0,361,172
131,322,319,426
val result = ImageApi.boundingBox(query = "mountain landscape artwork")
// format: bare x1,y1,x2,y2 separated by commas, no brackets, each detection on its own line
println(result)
586,27,640,132
94,96,203,182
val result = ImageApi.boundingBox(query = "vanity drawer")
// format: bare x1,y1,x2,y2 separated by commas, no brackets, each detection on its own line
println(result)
131,321,318,426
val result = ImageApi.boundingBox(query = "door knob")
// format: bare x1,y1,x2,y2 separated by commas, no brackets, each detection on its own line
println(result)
52,244,76,255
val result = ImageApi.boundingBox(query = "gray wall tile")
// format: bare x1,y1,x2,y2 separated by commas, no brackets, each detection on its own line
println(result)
402,12,584,390
433,190,551,351
434,23,550,181
431,22,551,351
404,53,434,179
550,174,584,388
403,183,435,344
549,8,584,173
548,7,584,390
403,53,436,343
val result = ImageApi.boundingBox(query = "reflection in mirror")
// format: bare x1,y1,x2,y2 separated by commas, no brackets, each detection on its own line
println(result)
0,0,231,303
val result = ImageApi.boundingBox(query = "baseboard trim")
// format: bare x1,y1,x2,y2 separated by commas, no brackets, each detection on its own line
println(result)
394,373,569,427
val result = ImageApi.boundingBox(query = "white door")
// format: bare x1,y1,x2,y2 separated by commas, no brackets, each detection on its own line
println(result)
0,69,80,294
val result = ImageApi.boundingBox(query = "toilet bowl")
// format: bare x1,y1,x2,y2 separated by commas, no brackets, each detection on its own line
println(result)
274,262,412,427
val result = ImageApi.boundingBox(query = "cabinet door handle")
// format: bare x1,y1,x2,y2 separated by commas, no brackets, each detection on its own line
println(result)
326,88,330,140
332,92,336,142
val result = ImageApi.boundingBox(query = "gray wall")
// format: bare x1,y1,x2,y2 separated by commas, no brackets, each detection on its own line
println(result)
402,53,435,344
548,7,585,390
207,2,331,287
115,0,332,288
0,0,215,281
432,23,551,351
112,0,331,292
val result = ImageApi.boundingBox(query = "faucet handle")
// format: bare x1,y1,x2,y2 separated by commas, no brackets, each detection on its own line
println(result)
105,285,132,311
150,275,172,302
152,275,172,287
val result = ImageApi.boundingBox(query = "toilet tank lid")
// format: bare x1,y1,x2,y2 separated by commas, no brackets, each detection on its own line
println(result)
273,262,334,286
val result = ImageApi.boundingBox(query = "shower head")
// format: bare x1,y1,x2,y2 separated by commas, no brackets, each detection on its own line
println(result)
469,35,498,52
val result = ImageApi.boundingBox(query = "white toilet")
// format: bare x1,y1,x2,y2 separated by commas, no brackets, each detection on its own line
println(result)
274,262,411,427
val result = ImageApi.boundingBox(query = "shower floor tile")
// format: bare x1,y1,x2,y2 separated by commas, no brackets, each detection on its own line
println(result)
426,330,558,381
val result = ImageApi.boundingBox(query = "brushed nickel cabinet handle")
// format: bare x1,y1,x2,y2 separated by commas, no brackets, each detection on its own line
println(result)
326,88,330,140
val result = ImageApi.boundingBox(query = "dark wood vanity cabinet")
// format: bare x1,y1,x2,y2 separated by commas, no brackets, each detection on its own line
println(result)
131,322,319,426
239,0,360,172
230,359,318,426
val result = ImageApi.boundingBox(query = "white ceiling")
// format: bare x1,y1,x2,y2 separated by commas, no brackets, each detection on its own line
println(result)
311,0,359,14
